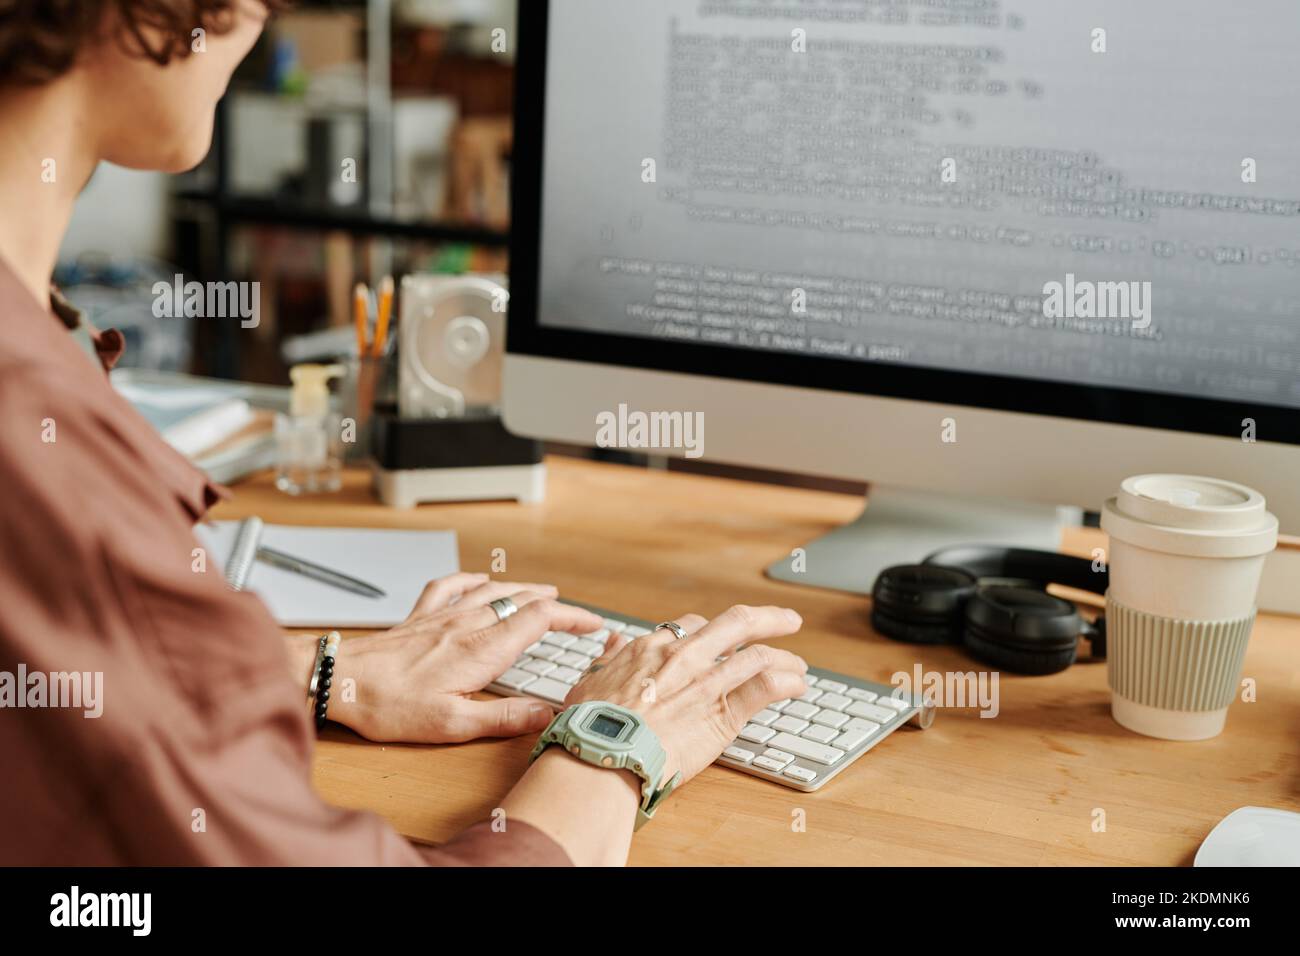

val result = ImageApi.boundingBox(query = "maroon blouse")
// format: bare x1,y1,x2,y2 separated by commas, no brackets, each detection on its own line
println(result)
0,259,567,866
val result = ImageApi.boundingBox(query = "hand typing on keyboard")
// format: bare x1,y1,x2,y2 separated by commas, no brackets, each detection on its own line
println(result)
291,568,831,863
491,601,927,792
292,569,820,865
293,570,808,775
295,572,609,744
494,601,809,864
563,606,809,785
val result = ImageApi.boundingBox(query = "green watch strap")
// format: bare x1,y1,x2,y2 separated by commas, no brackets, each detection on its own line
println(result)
529,701,681,830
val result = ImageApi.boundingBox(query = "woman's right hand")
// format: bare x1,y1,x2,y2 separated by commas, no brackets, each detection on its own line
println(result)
563,605,809,786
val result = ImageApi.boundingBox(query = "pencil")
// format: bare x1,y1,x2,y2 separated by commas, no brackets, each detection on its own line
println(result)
373,275,394,358
353,282,369,357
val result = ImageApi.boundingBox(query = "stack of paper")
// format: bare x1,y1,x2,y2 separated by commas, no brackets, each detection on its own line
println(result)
113,371,282,484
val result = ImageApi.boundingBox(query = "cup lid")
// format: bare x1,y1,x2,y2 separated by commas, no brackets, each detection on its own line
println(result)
1101,474,1278,558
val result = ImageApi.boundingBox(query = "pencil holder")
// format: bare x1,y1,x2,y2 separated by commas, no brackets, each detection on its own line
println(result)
341,355,386,462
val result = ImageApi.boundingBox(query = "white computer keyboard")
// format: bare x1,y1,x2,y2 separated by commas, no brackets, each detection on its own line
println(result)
487,603,933,791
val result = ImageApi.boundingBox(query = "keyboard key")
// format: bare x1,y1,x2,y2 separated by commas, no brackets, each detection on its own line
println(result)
579,628,610,643
496,668,538,691
846,687,878,702
622,625,652,637
811,709,850,729
738,724,777,745
570,638,606,658
833,727,877,751
524,642,544,655
521,658,557,676
769,698,792,712
798,688,824,704
723,746,755,764
512,655,530,669
784,766,817,783
602,618,627,633
783,701,819,720
527,677,571,704
555,651,592,670
762,749,795,767
875,695,912,712
817,692,852,712
767,732,846,766
753,756,788,772
550,665,584,684
844,717,882,734
817,679,848,693
802,724,839,744
773,715,810,735
750,709,780,727
846,701,898,723
541,631,578,649
529,644,564,662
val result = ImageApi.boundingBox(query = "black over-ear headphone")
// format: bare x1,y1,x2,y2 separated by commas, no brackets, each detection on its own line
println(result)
870,546,1107,675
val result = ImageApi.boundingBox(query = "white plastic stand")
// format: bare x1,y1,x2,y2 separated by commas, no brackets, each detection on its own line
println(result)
372,462,546,508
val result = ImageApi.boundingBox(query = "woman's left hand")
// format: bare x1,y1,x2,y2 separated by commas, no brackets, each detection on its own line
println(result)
292,572,604,743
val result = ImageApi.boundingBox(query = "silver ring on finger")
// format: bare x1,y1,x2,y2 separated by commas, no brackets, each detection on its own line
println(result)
655,621,689,641
489,597,519,623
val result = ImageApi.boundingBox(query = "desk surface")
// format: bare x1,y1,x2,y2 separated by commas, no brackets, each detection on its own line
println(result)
213,457,1300,866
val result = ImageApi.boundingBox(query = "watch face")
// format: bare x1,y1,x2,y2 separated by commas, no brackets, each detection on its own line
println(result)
589,712,628,740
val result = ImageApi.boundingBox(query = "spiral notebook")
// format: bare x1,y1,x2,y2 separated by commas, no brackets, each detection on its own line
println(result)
196,520,459,627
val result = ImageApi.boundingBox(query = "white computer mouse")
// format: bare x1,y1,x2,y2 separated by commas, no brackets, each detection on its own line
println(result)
1195,806,1300,866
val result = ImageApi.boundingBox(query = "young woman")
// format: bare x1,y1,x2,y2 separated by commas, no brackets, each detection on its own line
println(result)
0,1,808,865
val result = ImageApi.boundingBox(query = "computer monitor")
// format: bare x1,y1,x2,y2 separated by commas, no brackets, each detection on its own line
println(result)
504,0,1300,593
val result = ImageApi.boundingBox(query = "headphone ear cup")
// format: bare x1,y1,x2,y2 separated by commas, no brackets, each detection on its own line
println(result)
960,586,1083,676
870,604,960,645
870,564,976,645
962,623,1079,675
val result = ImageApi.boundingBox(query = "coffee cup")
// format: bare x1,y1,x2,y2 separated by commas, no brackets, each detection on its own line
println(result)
1101,474,1278,740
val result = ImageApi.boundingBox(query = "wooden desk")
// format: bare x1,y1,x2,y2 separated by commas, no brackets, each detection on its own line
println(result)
213,458,1300,866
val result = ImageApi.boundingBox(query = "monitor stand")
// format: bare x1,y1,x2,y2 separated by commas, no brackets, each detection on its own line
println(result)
765,485,1084,595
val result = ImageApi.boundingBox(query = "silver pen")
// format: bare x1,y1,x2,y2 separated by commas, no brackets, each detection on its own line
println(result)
256,546,386,599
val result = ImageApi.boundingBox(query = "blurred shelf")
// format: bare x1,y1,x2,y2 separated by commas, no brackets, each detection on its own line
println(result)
174,190,510,247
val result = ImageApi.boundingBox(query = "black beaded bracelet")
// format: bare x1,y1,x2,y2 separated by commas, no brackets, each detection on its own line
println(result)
308,632,342,730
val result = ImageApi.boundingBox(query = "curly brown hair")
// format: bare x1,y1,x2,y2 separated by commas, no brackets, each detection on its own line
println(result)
0,0,288,87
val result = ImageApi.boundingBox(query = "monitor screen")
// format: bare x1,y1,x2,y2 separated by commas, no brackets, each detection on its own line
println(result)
513,0,1300,440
